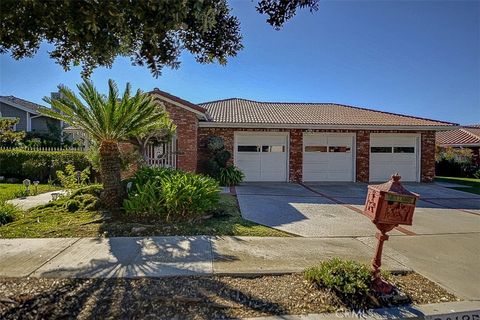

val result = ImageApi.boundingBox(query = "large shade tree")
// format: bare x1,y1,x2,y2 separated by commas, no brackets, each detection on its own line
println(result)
0,0,318,77
41,80,171,209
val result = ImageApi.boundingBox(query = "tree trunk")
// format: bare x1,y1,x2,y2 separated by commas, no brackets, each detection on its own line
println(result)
99,140,123,210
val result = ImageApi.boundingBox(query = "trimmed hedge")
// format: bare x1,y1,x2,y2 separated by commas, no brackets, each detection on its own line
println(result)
0,149,91,182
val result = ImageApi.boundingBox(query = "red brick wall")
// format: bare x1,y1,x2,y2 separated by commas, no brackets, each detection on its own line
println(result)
289,130,303,181
197,127,235,172
356,131,370,182
421,131,436,182
164,103,199,172
196,127,437,182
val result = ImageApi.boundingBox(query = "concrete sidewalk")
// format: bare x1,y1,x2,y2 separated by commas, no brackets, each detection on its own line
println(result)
1,235,479,301
0,236,410,279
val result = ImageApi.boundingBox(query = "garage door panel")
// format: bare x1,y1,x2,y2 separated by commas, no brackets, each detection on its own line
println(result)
303,133,354,182
369,135,419,182
235,134,287,182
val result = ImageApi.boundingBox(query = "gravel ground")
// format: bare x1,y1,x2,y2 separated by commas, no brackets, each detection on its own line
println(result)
0,273,458,320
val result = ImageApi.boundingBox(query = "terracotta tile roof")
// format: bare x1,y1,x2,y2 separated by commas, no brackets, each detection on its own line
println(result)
0,95,45,114
437,125,480,146
199,98,456,127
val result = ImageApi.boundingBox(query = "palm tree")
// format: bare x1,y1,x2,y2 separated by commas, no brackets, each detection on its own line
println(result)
41,79,169,210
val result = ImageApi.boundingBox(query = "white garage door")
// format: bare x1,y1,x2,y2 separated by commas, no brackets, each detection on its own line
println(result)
235,133,288,181
369,134,420,182
303,133,355,181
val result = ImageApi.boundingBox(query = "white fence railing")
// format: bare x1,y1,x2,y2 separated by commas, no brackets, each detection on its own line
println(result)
0,146,85,152
144,136,177,168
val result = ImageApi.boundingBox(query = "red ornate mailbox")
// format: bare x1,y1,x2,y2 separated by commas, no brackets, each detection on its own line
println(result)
364,174,419,294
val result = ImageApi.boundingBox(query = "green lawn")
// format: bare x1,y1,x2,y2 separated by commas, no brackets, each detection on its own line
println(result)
0,183,62,201
435,176,480,195
0,194,292,238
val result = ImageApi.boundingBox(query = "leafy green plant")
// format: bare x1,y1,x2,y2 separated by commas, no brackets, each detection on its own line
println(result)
205,136,244,186
31,185,104,214
63,199,81,212
124,167,220,222
56,164,90,189
435,146,478,178
130,166,177,187
70,184,103,198
0,201,21,226
123,180,166,220
218,166,244,186
161,172,220,221
13,188,30,199
0,118,25,147
304,258,372,307
474,169,480,179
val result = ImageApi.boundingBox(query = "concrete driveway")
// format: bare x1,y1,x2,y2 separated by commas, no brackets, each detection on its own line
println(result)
236,182,480,237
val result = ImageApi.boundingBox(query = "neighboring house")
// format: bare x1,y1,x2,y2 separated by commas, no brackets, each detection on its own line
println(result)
0,95,61,134
145,89,457,183
436,125,480,165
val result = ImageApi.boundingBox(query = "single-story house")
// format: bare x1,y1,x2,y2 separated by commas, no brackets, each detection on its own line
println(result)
0,95,61,133
148,89,457,182
436,125,480,165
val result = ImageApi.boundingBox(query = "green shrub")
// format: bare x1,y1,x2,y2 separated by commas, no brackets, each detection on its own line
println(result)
131,166,177,187
63,199,81,212
56,164,90,189
30,185,103,214
304,258,372,306
207,136,225,152
124,167,220,222
161,172,220,221
0,201,21,226
70,184,103,198
123,180,165,219
204,136,244,186
0,149,90,182
218,165,244,186
214,150,231,167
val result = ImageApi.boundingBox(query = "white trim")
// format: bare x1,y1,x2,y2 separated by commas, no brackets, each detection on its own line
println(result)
234,131,289,182
302,132,356,182
0,97,39,114
26,111,31,131
150,93,207,119
198,122,457,131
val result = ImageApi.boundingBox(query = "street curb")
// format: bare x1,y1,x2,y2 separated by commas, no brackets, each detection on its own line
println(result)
243,301,480,320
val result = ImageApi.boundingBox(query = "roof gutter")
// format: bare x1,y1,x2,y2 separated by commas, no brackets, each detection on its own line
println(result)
198,122,458,131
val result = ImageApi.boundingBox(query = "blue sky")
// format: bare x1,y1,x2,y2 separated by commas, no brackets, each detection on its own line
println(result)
0,0,478,125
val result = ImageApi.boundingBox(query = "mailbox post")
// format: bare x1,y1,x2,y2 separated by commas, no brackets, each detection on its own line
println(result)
364,174,419,294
